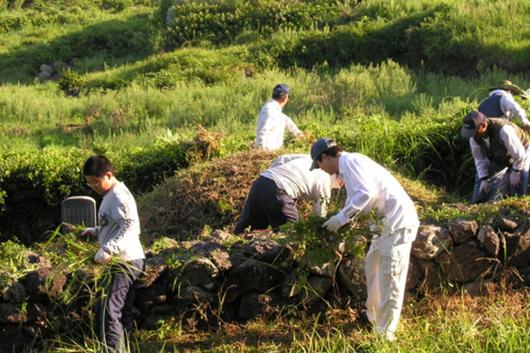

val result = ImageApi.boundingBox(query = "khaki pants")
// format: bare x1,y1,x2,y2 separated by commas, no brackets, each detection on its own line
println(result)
365,227,417,341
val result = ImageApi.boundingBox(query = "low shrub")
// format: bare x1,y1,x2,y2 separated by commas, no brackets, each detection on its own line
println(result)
161,0,351,49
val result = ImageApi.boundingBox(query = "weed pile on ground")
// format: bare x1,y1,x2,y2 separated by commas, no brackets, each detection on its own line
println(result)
139,149,279,242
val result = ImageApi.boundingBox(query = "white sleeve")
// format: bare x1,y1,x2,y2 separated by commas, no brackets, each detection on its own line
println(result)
501,95,530,127
102,201,136,256
310,175,331,217
470,137,490,179
500,126,527,171
270,154,307,168
284,114,302,136
336,161,373,224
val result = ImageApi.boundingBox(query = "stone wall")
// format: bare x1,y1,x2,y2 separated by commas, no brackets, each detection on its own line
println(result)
1,217,530,351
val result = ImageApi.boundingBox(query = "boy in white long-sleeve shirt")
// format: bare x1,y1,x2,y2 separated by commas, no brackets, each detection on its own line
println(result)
254,83,303,151
81,155,145,353
309,138,419,341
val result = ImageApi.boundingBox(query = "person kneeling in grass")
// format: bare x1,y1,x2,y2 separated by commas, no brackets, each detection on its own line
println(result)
81,155,145,353
310,138,419,341
234,154,341,234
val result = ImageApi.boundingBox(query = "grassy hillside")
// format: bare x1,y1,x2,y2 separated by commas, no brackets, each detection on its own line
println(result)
1,0,530,241
1,1,530,352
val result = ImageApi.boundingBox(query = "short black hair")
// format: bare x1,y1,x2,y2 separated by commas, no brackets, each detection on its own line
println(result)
272,91,288,100
83,155,114,177
316,146,342,161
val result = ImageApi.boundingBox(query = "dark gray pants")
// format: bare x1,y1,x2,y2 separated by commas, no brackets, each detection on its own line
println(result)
234,176,299,234
96,259,144,353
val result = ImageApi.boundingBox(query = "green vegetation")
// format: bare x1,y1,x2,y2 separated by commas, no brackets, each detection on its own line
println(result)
1,1,530,350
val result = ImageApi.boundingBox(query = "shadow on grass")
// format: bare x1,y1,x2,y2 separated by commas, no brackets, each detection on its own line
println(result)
0,13,157,84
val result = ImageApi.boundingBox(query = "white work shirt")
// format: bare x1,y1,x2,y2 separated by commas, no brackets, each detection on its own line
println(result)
269,153,307,168
469,124,530,179
260,157,331,217
96,182,145,261
254,100,302,151
490,89,530,127
335,152,419,234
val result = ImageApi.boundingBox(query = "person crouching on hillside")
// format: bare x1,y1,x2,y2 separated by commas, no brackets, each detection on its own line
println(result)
81,155,145,353
254,83,304,151
478,80,530,132
234,154,341,234
310,138,419,341
461,111,530,203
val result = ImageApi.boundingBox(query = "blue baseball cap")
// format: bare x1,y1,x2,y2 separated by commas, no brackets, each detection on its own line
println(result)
310,137,337,170
460,111,487,139
272,83,290,97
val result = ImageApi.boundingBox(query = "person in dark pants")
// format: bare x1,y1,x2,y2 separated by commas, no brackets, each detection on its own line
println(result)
81,155,145,353
460,111,530,203
235,155,339,234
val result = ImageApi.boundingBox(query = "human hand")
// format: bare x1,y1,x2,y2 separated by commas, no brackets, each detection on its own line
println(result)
479,180,490,194
94,248,112,264
510,170,521,188
322,214,346,233
81,227,97,237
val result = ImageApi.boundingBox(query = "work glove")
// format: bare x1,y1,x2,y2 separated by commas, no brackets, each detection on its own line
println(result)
94,248,112,264
322,214,348,233
81,227,97,237
479,180,490,195
510,170,521,188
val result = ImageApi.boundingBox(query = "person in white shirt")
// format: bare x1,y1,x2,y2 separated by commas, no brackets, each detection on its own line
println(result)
81,155,145,353
460,111,530,203
254,83,303,151
478,80,530,132
310,138,419,342
234,154,340,234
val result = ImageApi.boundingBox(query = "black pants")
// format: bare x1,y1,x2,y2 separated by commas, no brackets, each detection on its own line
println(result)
96,259,144,353
234,176,299,234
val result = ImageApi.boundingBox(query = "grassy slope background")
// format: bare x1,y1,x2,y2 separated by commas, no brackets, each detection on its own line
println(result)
0,0,530,351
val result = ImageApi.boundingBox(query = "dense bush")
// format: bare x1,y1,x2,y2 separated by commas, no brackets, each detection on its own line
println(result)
161,0,353,49
159,0,530,74
0,126,247,243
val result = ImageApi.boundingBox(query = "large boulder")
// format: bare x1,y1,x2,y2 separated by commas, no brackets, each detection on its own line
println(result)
223,258,284,303
477,225,501,257
411,225,453,259
301,276,333,305
337,255,366,303
439,242,494,283
492,217,518,232
416,259,444,295
405,258,423,293
191,241,232,271
238,292,273,320
508,228,530,268
447,219,478,245
243,239,293,265
178,257,219,290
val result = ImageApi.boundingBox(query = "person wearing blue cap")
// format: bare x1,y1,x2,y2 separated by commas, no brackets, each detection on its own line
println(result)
309,138,419,342
478,80,530,132
461,111,530,203
254,83,304,151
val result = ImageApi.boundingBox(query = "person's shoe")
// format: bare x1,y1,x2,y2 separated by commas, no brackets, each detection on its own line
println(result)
356,308,372,329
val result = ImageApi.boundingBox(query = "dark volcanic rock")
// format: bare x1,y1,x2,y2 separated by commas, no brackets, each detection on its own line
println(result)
447,219,478,245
